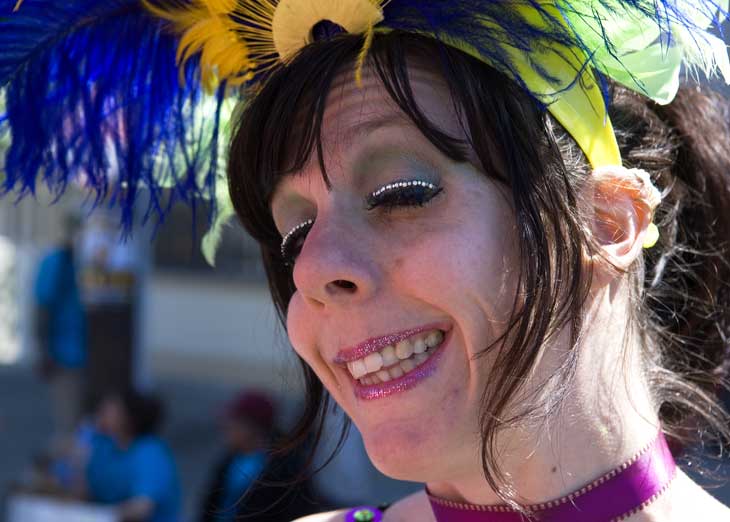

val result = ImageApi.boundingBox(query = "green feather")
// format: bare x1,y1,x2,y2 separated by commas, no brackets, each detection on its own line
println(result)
560,0,729,104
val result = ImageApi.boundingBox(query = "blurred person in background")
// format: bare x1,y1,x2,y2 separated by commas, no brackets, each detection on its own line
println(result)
86,390,181,522
33,212,87,454
199,390,319,522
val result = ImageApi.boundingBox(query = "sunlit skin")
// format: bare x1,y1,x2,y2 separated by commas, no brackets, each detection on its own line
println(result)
272,66,518,483
272,65,730,521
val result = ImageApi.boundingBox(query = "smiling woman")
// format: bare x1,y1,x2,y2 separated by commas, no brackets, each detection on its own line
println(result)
221,31,730,520
142,1,730,521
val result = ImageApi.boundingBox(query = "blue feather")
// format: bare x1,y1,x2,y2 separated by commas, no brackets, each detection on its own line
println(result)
1,0,726,233
0,0,226,230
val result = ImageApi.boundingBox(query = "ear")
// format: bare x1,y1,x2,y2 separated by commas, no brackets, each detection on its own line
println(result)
585,166,661,278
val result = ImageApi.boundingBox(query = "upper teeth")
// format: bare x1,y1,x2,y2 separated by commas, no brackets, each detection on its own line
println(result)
347,330,444,379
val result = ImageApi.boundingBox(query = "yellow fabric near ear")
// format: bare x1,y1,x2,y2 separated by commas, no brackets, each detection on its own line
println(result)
643,223,660,248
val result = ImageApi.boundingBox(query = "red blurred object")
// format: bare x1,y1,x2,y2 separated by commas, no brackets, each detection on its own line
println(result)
225,391,275,432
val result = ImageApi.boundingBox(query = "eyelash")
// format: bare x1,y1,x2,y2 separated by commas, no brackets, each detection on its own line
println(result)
366,180,442,211
280,181,443,266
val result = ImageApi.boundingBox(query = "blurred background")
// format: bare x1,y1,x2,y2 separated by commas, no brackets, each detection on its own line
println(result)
0,190,420,522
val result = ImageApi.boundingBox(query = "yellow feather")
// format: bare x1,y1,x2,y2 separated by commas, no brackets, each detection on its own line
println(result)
143,0,389,91
272,0,383,59
143,0,252,92
355,23,375,87
205,0,237,15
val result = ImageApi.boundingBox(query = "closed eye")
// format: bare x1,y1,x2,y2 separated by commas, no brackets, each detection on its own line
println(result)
279,181,443,266
280,219,313,266
367,180,443,211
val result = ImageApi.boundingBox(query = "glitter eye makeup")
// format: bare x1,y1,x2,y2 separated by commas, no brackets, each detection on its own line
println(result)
280,218,314,263
366,179,443,211
279,179,443,266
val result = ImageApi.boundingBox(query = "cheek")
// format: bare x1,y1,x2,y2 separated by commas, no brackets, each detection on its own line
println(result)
389,189,520,352
286,293,342,392
286,292,316,364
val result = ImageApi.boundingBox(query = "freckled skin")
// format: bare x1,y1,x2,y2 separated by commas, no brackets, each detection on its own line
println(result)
270,66,520,484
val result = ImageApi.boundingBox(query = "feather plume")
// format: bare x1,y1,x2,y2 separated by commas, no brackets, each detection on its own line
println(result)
378,1,728,101
148,0,727,170
375,0,728,166
147,0,387,88
143,0,253,92
355,21,376,87
0,0,228,230
146,0,278,87
3,0,727,255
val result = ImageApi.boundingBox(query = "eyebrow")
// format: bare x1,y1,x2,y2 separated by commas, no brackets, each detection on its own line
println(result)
337,113,414,146
271,113,419,200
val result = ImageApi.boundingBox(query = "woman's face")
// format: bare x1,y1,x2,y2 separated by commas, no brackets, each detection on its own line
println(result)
96,396,129,441
270,64,521,482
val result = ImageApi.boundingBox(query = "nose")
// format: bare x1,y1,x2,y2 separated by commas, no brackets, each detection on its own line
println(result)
292,214,380,308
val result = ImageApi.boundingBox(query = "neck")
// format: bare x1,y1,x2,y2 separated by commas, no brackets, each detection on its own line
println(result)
427,282,663,508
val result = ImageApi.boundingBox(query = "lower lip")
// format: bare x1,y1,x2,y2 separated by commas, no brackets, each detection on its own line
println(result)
352,330,451,400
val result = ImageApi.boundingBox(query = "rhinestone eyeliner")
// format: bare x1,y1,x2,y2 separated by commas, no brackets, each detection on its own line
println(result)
370,180,438,199
280,218,313,259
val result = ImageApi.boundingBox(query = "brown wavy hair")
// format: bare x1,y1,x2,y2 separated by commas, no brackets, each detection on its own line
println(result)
227,32,730,503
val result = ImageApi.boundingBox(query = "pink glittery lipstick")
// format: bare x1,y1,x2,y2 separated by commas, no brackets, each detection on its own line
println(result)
353,328,451,400
334,323,449,364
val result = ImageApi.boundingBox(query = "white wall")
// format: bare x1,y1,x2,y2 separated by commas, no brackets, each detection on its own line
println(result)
140,274,299,391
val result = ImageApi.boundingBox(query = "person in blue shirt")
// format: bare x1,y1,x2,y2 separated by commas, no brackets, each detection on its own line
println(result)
87,390,181,522
199,391,319,522
199,391,272,522
34,213,87,453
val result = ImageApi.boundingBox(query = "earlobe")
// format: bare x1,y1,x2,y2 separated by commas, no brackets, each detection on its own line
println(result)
586,165,661,275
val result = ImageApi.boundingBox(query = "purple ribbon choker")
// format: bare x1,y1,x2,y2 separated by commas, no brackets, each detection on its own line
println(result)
427,432,676,522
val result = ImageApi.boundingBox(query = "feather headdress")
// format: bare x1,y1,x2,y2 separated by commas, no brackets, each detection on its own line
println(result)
146,0,730,169
1,0,728,261
0,0,229,235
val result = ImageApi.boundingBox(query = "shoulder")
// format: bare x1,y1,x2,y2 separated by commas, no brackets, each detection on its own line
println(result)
132,434,162,450
35,251,60,282
90,433,116,451
291,491,434,522
40,249,61,264
130,436,173,463
41,249,71,269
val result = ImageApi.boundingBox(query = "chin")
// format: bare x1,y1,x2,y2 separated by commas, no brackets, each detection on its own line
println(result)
358,417,453,482
364,440,432,482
